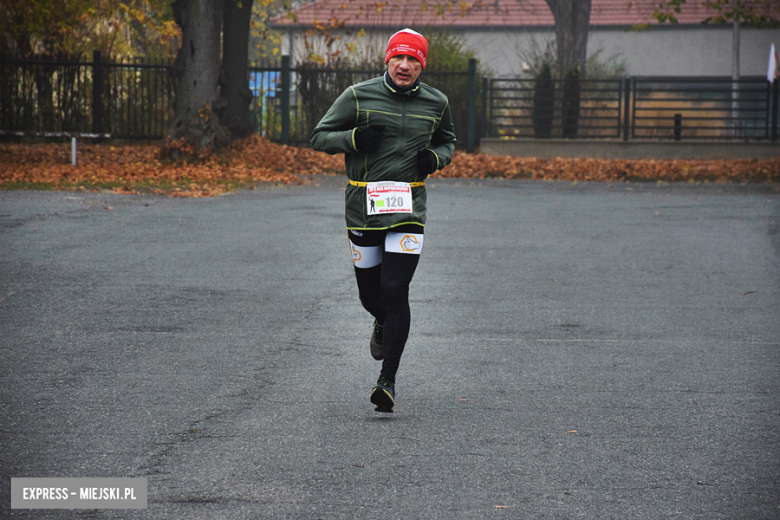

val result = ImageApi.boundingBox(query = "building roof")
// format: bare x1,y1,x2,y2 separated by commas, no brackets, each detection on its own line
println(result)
270,0,726,29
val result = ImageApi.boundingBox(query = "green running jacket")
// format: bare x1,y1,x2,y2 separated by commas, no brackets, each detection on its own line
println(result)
310,74,457,230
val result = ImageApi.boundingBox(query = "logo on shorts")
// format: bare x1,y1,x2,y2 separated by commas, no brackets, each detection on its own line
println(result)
400,235,422,252
350,244,362,263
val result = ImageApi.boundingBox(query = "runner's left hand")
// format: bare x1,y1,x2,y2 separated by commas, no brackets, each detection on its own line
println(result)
416,149,437,179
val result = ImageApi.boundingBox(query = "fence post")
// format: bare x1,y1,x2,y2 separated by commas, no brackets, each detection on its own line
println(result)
92,50,104,135
622,77,631,141
772,80,779,142
466,58,477,153
281,55,291,145
674,113,682,140
481,76,488,140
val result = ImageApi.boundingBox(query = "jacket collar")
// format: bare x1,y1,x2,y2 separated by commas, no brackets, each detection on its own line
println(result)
383,72,421,97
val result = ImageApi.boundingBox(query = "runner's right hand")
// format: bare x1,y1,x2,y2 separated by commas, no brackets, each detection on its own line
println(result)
354,125,385,153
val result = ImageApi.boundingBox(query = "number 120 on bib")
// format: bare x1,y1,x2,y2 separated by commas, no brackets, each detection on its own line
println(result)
366,182,413,215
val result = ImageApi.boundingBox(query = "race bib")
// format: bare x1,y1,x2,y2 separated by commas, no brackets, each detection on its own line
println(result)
366,182,413,215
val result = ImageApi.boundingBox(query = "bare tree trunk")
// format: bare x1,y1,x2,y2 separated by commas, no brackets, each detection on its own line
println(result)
165,0,230,154
220,0,254,138
544,0,591,76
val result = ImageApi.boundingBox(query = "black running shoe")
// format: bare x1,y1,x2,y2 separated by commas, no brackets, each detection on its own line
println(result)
371,376,395,413
370,320,384,361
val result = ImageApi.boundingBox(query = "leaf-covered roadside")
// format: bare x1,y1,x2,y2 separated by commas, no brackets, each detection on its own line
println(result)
0,136,342,197
1,136,778,197
440,153,780,184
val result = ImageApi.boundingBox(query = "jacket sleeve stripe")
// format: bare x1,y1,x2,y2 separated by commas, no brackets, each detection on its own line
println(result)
350,87,360,127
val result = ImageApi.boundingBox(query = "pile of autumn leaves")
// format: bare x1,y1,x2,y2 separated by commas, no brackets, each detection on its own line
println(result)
0,136,332,197
1,135,778,197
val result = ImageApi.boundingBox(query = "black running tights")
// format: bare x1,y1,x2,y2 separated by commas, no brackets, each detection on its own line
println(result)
348,225,422,381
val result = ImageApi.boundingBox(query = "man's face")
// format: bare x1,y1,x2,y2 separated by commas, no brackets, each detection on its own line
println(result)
387,55,423,89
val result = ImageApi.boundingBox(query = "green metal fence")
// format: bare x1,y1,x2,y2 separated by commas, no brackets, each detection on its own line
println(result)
4,53,775,146
0,54,476,150
0,51,175,139
484,75,780,141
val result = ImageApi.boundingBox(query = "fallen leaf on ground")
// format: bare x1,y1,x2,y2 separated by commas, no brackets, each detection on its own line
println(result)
2,136,778,198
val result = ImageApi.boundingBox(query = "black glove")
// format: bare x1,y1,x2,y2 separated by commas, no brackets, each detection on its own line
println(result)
354,125,385,153
416,149,437,179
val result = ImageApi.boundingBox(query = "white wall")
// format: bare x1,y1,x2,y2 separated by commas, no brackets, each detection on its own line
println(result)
589,25,779,77
281,25,779,78
460,25,779,77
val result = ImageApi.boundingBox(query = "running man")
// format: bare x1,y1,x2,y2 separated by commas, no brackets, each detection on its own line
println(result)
310,28,456,412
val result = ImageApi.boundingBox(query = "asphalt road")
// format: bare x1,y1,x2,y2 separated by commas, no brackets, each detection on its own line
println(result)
1,177,779,519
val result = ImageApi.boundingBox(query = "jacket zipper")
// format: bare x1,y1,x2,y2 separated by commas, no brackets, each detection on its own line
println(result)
398,97,407,162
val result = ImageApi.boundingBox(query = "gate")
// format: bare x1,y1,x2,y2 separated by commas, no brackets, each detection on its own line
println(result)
484,76,779,141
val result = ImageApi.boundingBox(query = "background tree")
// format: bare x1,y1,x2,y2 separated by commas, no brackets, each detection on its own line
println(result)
542,0,592,77
534,1,590,140
164,0,256,154
166,0,227,152
221,0,255,137
0,0,178,59
1,0,258,151
249,0,284,62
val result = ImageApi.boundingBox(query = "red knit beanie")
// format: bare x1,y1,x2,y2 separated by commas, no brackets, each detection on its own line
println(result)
385,29,428,69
